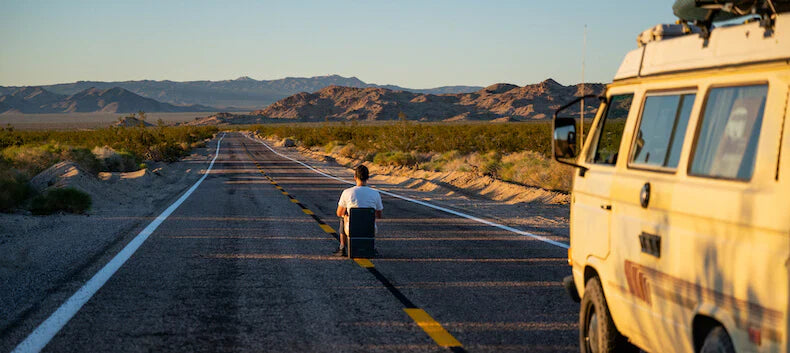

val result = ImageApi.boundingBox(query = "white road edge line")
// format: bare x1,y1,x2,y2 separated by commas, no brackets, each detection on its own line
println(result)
243,133,569,249
12,133,227,353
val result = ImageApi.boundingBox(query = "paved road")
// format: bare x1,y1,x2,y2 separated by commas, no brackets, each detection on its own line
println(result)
4,133,578,353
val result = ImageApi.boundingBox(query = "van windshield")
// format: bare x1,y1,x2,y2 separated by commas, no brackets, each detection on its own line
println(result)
588,94,633,165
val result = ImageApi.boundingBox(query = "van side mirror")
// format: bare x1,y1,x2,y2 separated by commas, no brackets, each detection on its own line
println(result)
552,94,604,171
553,117,579,159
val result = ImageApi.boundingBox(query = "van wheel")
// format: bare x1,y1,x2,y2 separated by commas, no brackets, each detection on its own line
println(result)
579,277,636,353
700,326,735,353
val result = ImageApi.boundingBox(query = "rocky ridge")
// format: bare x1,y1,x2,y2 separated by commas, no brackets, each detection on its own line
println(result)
0,86,217,114
250,79,605,121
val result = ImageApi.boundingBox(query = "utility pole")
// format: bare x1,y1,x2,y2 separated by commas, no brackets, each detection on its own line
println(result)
580,24,587,145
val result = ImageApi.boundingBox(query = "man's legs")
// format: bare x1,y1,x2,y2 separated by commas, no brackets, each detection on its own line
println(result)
333,218,347,256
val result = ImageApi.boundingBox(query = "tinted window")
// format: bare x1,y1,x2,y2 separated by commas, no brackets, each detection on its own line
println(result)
630,93,695,169
690,85,767,180
588,94,632,165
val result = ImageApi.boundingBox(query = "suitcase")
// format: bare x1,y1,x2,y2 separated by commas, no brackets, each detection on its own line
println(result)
347,208,375,258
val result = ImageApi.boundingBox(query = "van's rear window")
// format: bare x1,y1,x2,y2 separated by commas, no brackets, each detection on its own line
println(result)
690,84,768,180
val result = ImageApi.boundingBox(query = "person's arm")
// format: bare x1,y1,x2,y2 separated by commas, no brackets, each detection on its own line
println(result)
337,189,348,217
375,192,383,219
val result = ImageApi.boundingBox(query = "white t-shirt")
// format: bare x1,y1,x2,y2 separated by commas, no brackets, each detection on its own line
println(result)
338,185,383,235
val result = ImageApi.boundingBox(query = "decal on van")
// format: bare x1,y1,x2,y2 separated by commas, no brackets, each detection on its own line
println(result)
624,260,784,343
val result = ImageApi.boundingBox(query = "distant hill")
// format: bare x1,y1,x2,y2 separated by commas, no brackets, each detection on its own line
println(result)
250,79,605,121
0,75,484,110
0,87,64,113
113,115,155,127
0,86,217,114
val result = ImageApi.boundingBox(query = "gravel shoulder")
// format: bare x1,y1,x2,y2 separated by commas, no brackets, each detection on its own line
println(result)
0,139,219,335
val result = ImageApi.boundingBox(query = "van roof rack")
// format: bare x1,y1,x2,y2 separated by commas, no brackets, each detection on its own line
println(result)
673,0,790,38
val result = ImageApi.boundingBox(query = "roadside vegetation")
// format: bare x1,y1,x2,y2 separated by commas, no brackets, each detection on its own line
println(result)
251,121,576,192
0,124,218,214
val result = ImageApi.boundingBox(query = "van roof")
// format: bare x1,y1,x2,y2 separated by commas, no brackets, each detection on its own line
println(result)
614,13,790,81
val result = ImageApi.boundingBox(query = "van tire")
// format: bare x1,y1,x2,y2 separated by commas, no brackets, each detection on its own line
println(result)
579,277,636,353
700,326,735,353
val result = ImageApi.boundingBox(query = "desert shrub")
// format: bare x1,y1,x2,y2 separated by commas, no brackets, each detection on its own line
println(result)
30,187,92,215
420,150,458,172
0,126,23,149
254,121,552,156
1,144,64,175
0,126,218,175
480,152,502,178
145,142,185,162
498,151,574,192
92,146,139,172
67,148,103,174
373,151,417,167
0,169,32,212
323,141,343,154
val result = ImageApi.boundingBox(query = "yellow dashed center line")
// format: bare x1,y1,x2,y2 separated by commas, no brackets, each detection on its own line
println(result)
404,309,463,348
290,198,300,203
319,224,336,234
302,209,314,215
354,258,375,268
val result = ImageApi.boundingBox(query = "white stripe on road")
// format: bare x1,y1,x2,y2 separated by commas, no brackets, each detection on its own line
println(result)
243,133,569,249
12,133,226,353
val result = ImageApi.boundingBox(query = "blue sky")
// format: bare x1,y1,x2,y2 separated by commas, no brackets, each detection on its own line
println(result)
0,1,676,88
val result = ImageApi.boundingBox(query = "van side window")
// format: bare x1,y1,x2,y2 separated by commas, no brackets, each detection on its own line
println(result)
630,93,695,169
690,85,768,180
588,94,633,165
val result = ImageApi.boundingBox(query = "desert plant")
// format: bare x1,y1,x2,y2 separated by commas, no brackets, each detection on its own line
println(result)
373,151,417,167
67,148,103,174
30,187,92,215
0,169,32,212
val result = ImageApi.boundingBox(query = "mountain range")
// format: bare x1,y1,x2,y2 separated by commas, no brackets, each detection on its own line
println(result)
248,79,605,122
0,86,216,114
0,75,483,110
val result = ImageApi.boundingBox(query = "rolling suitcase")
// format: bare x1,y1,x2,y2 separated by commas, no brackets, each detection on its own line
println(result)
347,207,375,258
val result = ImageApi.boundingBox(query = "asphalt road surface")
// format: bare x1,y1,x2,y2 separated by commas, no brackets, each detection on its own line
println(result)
4,132,578,353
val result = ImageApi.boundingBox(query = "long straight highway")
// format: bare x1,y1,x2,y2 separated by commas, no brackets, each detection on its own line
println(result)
4,132,578,353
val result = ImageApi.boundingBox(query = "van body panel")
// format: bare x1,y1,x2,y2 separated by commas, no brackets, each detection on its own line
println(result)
569,50,790,352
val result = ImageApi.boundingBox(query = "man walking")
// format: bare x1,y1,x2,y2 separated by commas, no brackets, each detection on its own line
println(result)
334,165,383,256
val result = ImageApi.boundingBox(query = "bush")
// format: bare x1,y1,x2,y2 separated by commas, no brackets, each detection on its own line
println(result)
30,187,92,215
253,121,552,156
145,142,185,162
0,172,32,212
373,151,417,167
67,148,103,174
1,144,64,175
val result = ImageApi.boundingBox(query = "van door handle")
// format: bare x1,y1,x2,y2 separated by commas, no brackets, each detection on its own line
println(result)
600,204,612,210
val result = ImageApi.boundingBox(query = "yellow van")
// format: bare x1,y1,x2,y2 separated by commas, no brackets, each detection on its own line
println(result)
554,8,790,353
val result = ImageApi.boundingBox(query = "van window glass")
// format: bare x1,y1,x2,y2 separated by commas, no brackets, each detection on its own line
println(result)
690,85,767,180
630,93,695,169
588,94,632,165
